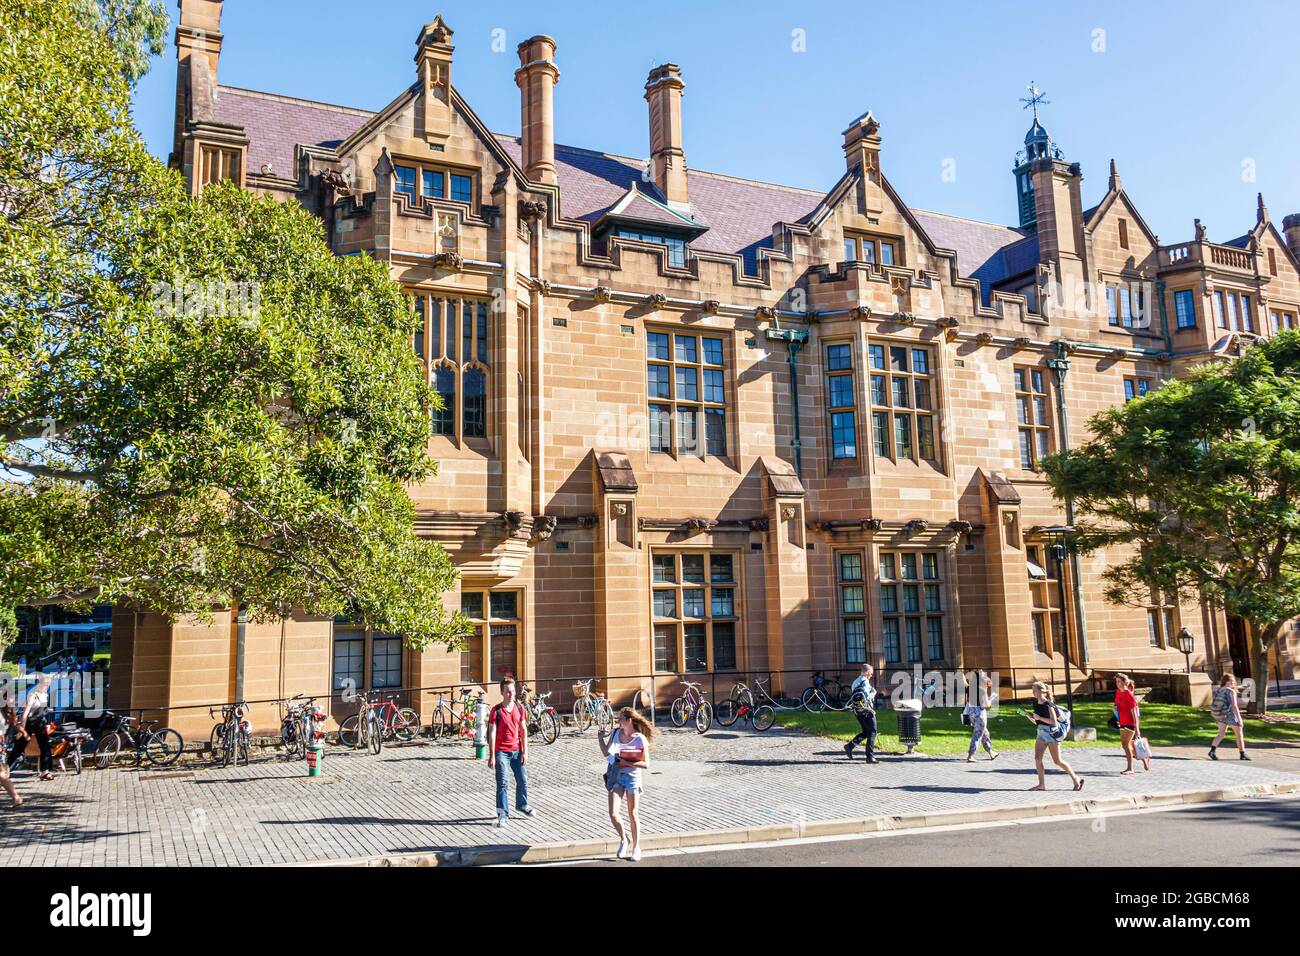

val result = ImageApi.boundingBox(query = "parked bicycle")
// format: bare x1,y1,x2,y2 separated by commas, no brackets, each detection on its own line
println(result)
714,680,776,732
93,712,185,769
571,678,614,732
669,680,713,734
519,683,560,744
429,686,480,740
801,670,848,711
339,692,419,744
278,695,316,759
209,701,251,768
46,718,91,775
338,690,383,754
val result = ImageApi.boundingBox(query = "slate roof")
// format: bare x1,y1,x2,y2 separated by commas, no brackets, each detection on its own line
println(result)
213,85,1037,286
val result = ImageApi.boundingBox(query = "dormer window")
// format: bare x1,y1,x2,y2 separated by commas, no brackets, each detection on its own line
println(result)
393,161,476,207
616,229,687,268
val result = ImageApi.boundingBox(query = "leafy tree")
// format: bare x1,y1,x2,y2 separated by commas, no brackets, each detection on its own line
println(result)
1044,332,1300,713
1,0,466,650
71,0,169,84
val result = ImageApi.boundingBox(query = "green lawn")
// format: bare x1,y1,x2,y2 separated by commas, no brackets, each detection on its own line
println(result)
775,703,1300,756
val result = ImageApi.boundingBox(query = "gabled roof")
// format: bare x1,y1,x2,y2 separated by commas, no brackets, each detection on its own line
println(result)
596,183,708,236
212,83,1046,282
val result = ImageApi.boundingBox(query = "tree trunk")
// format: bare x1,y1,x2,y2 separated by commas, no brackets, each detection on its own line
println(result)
1247,621,1280,716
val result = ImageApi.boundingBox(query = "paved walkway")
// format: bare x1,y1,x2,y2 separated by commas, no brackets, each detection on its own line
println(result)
0,727,1295,866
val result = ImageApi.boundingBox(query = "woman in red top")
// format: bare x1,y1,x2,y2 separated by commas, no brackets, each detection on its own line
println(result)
1114,673,1142,774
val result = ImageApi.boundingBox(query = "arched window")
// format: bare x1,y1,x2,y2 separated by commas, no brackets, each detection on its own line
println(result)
408,292,491,444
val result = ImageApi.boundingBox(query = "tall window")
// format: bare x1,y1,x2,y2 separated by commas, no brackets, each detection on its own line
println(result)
461,590,522,684
844,232,899,266
651,552,738,672
412,293,490,442
1026,545,1059,654
1015,366,1053,471
1213,290,1254,333
1147,591,1178,649
868,342,937,464
1271,309,1297,334
393,162,475,207
1173,289,1197,330
825,343,858,460
615,229,688,268
837,552,867,663
1123,377,1151,402
1105,281,1146,329
199,145,241,187
647,331,727,458
879,551,945,664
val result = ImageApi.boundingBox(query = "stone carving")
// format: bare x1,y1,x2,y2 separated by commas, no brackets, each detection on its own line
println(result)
1109,347,1127,360
576,513,600,529
780,505,799,521
592,286,613,304
755,306,778,320
850,305,873,321
432,251,463,271
532,515,558,541
903,518,929,537
1194,218,1207,242
860,517,884,533
320,167,351,194
1011,337,1032,351
974,332,994,346
536,279,551,295
700,299,721,315
610,502,629,517
685,517,713,532
518,199,547,221
747,517,770,533
946,519,973,535
646,292,668,308
504,510,526,534
894,311,916,325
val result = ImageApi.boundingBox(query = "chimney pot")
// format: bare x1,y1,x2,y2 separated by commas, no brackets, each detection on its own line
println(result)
516,36,560,185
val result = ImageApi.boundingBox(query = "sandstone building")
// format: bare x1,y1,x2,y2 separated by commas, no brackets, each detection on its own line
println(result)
109,2,1300,734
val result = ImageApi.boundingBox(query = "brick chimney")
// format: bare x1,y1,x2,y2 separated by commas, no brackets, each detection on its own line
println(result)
515,36,560,185
645,64,688,208
1284,214,1300,263
415,15,455,145
1030,157,1084,262
173,0,224,157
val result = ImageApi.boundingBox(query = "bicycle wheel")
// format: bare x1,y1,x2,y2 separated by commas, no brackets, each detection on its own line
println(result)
338,714,360,747
715,697,739,726
538,710,560,745
392,708,420,742
431,708,446,740
669,696,688,727
367,713,382,755
145,728,184,766
208,724,225,763
94,732,122,770
824,680,845,709
72,743,83,775
573,699,593,732
221,725,237,768
694,700,713,735
800,687,826,712
596,700,614,731
752,704,776,732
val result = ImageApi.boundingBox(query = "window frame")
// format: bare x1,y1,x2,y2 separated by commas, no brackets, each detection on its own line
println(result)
614,229,689,268
646,328,729,460
331,618,406,694
460,588,524,685
1173,288,1197,330
409,292,492,446
843,231,901,267
837,550,868,664
1026,544,1060,655
879,549,946,665
824,341,859,462
392,160,477,210
650,551,740,673
198,144,242,189
1123,376,1151,402
1014,365,1054,471
867,340,939,466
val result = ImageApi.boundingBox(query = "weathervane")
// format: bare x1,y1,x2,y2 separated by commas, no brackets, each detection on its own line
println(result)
1020,82,1050,122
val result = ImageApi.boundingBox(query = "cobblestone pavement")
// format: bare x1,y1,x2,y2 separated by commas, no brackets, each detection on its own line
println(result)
0,726,1295,866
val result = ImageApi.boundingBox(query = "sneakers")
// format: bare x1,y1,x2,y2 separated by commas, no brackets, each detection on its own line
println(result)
843,742,854,760
495,815,507,828
629,844,642,862
616,838,629,859
519,806,538,819
1240,751,1251,761
865,757,880,764
1208,747,1218,761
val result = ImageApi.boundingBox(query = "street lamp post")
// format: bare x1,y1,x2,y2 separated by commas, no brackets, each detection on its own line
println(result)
1176,627,1195,674
1041,524,1076,716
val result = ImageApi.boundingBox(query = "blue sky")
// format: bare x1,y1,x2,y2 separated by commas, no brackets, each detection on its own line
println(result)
133,0,1300,242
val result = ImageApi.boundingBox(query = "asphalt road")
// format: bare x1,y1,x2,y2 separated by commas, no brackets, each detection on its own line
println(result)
569,795,1300,867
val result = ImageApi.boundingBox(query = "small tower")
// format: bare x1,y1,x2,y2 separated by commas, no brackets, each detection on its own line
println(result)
1011,83,1060,230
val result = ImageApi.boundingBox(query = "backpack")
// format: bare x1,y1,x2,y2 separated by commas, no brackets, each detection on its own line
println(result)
1049,704,1071,742
1210,688,1232,721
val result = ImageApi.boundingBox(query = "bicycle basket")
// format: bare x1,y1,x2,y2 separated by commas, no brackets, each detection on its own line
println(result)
571,683,586,697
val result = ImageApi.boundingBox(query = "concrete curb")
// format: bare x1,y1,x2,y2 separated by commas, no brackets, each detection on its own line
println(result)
323,778,1300,867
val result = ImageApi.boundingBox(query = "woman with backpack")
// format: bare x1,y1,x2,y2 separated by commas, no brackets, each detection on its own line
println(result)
1209,674,1249,761
1025,681,1084,792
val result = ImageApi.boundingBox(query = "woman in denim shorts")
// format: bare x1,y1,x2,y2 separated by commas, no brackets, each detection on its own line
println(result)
598,707,655,862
